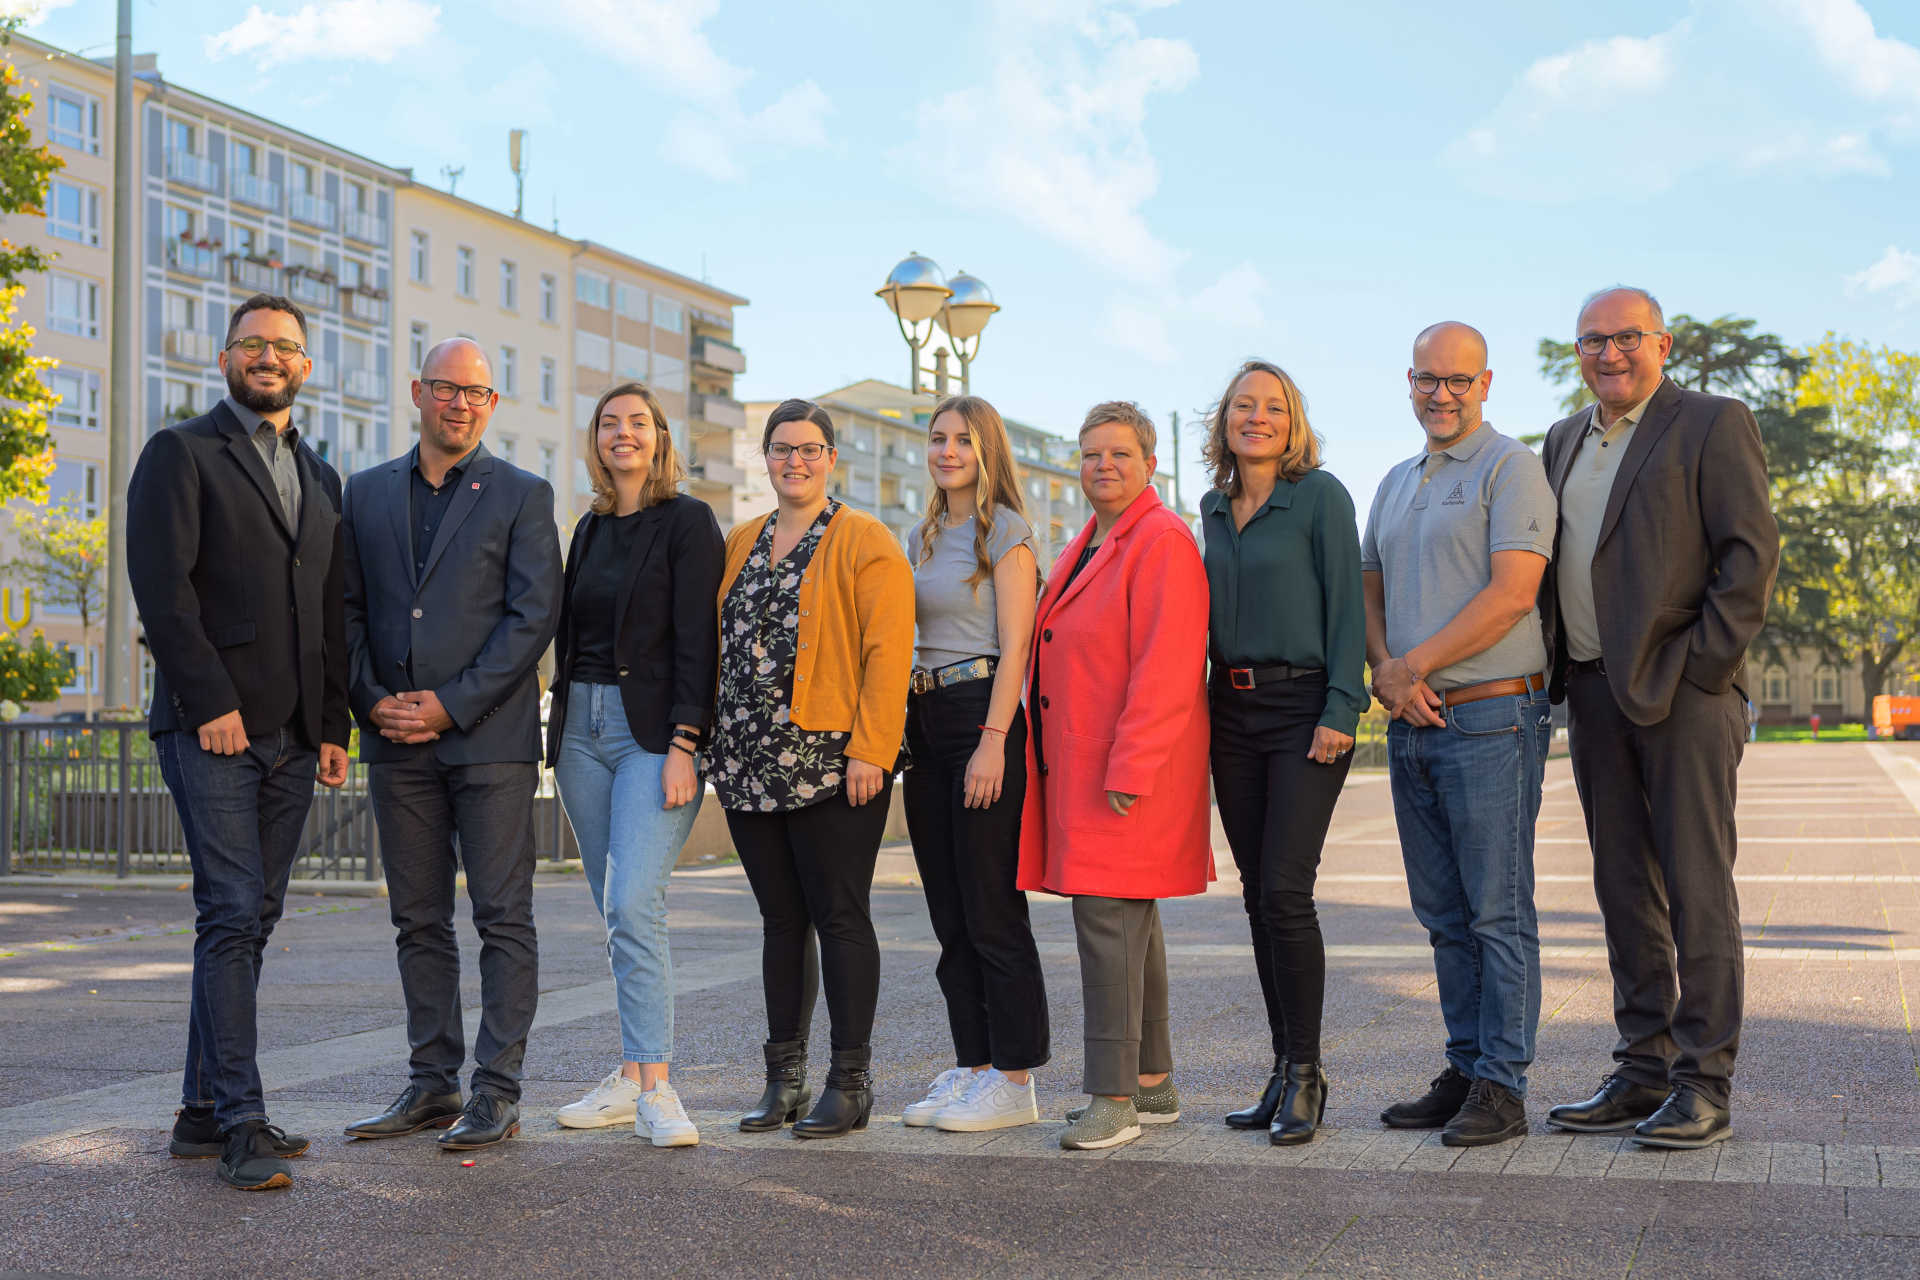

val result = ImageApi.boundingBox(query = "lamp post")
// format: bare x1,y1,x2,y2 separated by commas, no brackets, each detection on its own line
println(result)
876,253,1000,396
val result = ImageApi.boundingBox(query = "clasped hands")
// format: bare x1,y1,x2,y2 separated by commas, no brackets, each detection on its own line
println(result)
1372,655,1444,727
370,690,455,744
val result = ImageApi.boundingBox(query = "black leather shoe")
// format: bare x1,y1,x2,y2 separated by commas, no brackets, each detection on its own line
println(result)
1224,1059,1286,1130
344,1085,465,1140
1631,1087,1731,1149
438,1093,520,1150
171,1106,310,1159
792,1046,871,1139
740,1039,812,1132
1442,1079,1528,1147
1380,1064,1471,1129
1546,1073,1668,1133
217,1120,293,1191
1269,1062,1328,1146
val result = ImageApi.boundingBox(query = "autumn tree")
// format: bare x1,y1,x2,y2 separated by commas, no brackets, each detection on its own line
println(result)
0,18,63,500
6,504,104,715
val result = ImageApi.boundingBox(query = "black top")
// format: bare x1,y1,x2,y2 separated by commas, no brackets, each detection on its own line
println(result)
408,445,476,582
566,509,648,684
710,501,848,812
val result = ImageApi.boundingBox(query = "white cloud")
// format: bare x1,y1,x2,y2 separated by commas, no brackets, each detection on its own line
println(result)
1771,0,1920,114
205,0,441,66
1847,246,1920,306
0,0,77,23
1190,262,1269,331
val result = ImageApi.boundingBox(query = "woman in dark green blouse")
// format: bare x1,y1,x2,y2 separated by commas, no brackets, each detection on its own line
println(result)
1199,359,1368,1146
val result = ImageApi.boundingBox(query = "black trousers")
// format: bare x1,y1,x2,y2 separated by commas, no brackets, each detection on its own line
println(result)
903,681,1050,1072
727,777,893,1052
370,756,540,1103
1568,669,1746,1107
1210,673,1351,1065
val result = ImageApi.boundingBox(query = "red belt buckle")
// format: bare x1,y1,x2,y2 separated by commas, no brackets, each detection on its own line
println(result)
1229,667,1255,690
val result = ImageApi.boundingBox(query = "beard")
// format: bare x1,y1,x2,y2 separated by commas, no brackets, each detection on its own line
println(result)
226,361,304,413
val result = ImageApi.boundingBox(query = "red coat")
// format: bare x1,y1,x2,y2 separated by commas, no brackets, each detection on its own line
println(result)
1016,487,1214,899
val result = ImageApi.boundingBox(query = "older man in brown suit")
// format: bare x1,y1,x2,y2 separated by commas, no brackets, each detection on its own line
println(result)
1538,287,1779,1150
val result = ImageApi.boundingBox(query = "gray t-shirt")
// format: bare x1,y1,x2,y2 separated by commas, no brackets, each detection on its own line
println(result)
913,507,1035,670
1360,424,1556,691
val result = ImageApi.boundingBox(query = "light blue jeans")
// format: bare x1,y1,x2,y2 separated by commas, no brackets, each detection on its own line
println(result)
554,682,703,1063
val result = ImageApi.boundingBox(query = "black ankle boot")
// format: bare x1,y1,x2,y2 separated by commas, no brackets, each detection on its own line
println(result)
1224,1058,1287,1130
739,1039,810,1132
1269,1062,1328,1146
792,1046,871,1139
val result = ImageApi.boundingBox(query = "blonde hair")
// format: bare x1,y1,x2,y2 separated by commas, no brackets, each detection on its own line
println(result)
913,395,1030,596
1202,360,1321,494
583,381,685,514
1078,400,1156,455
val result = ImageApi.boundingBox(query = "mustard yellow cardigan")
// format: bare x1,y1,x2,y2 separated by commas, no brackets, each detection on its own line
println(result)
719,504,915,771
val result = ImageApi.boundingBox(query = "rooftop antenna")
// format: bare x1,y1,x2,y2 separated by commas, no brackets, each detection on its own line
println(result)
509,129,528,220
440,163,464,195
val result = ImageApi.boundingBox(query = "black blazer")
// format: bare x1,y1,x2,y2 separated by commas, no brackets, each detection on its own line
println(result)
545,494,725,762
342,441,562,765
126,400,349,748
1539,376,1780,725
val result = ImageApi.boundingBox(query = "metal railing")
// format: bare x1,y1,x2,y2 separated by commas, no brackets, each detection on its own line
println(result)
166,149,218,191
228,256,280,293
343,210,385,244
344,291,388,325
165,240,222,279
289,191,334,229
231,172,280,212
343,368,386,401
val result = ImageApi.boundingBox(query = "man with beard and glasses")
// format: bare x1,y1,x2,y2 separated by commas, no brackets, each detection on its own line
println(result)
127,294,351,1191
341,338,561,1152
1360,322,1557,1148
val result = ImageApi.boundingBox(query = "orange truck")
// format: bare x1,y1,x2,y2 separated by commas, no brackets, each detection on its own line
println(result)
1873,696,1920,740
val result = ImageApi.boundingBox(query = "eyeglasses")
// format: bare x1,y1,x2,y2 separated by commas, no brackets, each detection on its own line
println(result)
423,379,495,406
766,442,829,461
226,337,306,360
1412,372,1481,395
1576,329,1662,355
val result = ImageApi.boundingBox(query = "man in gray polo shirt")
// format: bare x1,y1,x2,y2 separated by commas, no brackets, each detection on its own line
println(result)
1361,321,1556,1147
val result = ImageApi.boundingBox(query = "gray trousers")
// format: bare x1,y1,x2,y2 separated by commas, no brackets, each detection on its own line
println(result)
1072,895,1173,1097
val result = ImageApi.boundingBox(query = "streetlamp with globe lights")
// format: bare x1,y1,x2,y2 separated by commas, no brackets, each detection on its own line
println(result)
875,252,1000,396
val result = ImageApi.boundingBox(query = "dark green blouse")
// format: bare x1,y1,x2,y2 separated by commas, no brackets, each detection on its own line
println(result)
1199,469,1370,736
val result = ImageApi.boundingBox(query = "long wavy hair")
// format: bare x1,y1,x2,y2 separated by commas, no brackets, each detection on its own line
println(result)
1201,359,1321,495
583,381,685,514
913,395,1029,597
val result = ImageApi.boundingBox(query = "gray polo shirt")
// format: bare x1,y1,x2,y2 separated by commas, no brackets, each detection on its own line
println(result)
224,394,301,531
1360,423,1555,691
1555,390,1657,661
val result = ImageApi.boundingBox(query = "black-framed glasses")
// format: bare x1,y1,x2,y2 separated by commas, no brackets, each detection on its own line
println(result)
1412,372,1481,395
423,379,495,406
226,337,306,361
1576,329,1662,355
766,442,829,461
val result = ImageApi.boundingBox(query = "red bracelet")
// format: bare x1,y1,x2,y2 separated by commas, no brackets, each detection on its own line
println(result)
977,725,1006,736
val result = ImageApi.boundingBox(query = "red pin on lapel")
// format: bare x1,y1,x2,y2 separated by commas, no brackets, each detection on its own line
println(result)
471,482,481,490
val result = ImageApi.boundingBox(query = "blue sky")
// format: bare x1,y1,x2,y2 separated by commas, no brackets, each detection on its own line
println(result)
15,0,1920,511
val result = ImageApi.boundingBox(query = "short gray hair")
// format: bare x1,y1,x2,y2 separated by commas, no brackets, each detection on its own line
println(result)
1577,286,1665,333
1078,400,1156,457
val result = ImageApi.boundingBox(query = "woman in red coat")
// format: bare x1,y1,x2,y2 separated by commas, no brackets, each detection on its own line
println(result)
1017,400,1212,1151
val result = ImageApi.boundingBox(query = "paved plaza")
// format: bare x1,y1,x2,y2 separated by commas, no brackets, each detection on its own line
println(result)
2,741,1918,1278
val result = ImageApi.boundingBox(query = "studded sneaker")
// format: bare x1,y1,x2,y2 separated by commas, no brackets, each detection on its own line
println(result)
1065,1076,1180,1125
1060,1096,1143,1150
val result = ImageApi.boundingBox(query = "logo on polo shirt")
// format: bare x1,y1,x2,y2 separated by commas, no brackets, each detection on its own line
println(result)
1442,481,1467,506
1528,516,1541,532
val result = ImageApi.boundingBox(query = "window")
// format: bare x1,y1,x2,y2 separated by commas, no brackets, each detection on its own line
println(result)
166,118,194,155
228,221,259,257
343,179,366,213
576,268,611,310
539,356,556,407
60,643,98,696
288,160,313,194
500,345,517,397
162,291,196,332
162,377,195,421
575,393,599,427
539,273,557,322
49,459,99,517
46,178,100,245
47,368,101,431
650,351,685,393
48,83,100,154
231,138,257,176
615,283,648,322
409,229,429,283
614,341,647,380
1816,668,1839,703
47,272,99,338
901,487,921,511
497,434,518,465
408,321,428,372
575,332,611,370
539,442,556,484
340,257,365,291
1764,668,1788,703
500,260,518,310
652,296,683,333
455,246,475,298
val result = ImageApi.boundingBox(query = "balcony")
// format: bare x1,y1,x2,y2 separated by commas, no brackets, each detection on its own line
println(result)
163,328,218,366
688,392,746,431
304,359,334,390
883,445,921,476
286,272,337,309
290,191,335,230
691,334,746,375
343,369,386,402
228,256,280,293
165,239,222,280
343,290,388,326
231,172,279,212
167,149,218,191
343,209,386,244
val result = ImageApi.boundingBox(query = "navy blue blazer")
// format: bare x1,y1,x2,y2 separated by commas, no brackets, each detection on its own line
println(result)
342,440,562,764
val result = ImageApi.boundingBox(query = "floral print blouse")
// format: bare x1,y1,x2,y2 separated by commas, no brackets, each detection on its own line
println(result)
710,501,849,812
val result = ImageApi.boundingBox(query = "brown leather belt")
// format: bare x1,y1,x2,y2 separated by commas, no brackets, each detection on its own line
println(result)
1440,671,1546,709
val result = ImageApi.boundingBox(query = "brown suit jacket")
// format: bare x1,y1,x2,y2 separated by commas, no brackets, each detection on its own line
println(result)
1539,376,1779,726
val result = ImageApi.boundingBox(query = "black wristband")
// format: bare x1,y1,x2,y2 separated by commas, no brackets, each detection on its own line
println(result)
669,740,698,758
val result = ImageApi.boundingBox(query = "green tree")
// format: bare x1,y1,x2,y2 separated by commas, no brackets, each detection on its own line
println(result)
0,18,65,501
6,504,104,715
0,627,73,707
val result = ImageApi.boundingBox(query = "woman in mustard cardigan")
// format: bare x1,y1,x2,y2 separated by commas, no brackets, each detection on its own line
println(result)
712,398,914,1139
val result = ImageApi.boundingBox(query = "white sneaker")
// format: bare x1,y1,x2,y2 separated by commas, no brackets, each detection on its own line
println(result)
934,1069,1040,1132
556,1070,643,1129
634,1080,699,1148
902,1067,976,1127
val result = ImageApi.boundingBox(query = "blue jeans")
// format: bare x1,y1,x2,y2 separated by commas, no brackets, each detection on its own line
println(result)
553,682,702,1062
1387,690,1550,1096
156,727,318,1130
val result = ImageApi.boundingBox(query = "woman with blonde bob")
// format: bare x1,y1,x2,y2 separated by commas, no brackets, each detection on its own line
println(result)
898,396,1049,1133
1199,359,1366,1146
548,380,724,1146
